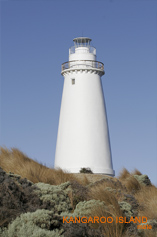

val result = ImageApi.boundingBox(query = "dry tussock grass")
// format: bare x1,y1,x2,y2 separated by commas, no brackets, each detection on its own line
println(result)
91,206,124,237
119,168,142,193
89,186,123,216
102,181,117,190
0,147,77,185
131,169,142,175
118,168,130,180
124,176,141,193
80,175,90,186
134,185,157,220
89,180,126,203
89,188,125,237
144,230,157,237
119,168,143,181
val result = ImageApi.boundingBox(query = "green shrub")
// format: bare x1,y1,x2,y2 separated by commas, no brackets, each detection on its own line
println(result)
134,175,151,186
79,168,93,174
73,199,107,216
0,209,64,237
118,201,133,218
34,182,72,214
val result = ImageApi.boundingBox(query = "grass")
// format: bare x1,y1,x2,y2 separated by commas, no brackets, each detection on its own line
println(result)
89,186,124,216
118,168,143,193
88,188,125,237
124,176,141,193
91,206,124,237
134,185,157,220
118,168,130,180
0,147,76,185
131,169,142,175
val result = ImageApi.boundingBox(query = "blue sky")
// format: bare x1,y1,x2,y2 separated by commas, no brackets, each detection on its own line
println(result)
0,0,157,185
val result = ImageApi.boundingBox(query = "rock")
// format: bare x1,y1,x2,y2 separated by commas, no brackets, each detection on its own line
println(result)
0,167,44,228
123,194,139,217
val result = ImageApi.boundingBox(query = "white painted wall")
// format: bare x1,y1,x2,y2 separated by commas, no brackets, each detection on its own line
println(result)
69,47,96,61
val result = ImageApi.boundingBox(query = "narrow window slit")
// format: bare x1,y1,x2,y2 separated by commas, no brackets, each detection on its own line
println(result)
72,78,75,85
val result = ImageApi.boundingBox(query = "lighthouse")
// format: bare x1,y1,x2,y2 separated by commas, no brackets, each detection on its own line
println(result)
54,37,115,176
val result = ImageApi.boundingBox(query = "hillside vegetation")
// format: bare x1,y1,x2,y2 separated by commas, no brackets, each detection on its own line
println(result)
0,147,157,237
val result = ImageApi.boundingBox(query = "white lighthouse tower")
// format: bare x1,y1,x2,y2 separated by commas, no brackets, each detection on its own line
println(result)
55,37,115,176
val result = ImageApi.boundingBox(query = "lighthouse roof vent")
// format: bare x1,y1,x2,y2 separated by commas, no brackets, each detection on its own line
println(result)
73,37,92,48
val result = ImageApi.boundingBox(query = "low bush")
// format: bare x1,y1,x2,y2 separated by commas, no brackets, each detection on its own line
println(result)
79,167,93,174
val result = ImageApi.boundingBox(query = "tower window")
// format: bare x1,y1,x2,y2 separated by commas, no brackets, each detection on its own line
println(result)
72,78,75,85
